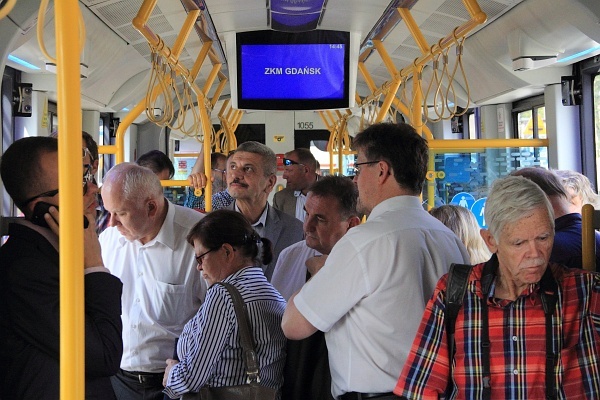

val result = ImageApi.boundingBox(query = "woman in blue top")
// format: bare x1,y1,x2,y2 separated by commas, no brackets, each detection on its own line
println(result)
162,209,286,399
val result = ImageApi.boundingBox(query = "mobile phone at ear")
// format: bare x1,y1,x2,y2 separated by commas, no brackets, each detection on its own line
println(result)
31,202,89,229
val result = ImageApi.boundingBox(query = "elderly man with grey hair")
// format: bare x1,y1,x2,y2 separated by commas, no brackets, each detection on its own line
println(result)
99,162,205,400
395,176,600,399
512,166,600,271
226,141,304,280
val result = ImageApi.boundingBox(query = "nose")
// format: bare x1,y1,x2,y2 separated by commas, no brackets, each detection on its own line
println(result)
108,213,119,227
304,216,315,232
526,240,542,257
352,174,358,183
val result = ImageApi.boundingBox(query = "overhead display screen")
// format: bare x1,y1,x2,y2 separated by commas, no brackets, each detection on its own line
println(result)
240,43,346,101
229,30,357,111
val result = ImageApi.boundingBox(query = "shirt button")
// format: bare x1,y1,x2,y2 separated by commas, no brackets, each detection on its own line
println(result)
132,324,137,329
513,369,519,375
138,272,143,277
136,298,140,303
512,336,518,341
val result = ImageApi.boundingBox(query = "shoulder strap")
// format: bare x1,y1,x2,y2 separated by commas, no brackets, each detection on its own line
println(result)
444,262,474,397
539,267,559,400
215,282,261,383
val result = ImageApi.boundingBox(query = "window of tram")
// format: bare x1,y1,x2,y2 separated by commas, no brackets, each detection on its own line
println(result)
423,147,549,228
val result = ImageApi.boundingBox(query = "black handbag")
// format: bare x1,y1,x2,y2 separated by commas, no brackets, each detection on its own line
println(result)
181,282,277,400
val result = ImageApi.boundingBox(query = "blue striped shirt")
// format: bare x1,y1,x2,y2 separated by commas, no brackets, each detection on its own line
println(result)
164,267,286,398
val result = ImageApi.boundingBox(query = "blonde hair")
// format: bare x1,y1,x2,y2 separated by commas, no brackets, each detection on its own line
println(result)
430,205,491,264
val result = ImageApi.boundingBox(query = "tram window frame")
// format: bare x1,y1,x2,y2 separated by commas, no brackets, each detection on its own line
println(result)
512,95,546,139
578,55,600,186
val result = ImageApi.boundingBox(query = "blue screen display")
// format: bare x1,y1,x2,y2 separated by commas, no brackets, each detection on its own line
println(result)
240,44,345,100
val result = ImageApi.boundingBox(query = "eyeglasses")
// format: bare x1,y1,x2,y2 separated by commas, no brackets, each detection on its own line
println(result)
283,158,305,167
353,160,381,176
83,147,95,163
83,164,94,195
195,247,219,265
21,164,94,207
21,189,59,207
212,168,226,175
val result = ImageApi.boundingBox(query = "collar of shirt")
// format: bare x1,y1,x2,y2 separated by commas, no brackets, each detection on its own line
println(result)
487,275,540,307
235,201,269,228
368,195,422,221
117,199,177,250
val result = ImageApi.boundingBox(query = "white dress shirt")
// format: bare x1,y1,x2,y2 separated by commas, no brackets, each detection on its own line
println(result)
100,201,206,373
294,196,470,397
270,240,320,300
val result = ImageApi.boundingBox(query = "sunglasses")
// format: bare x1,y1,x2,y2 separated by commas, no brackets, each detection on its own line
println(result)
283,158,305,167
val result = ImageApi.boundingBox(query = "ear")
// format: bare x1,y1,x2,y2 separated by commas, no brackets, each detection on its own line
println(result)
222,243,234,258
480,229,498,253
377,161,392,183
147,199,158,217
347,216,361,229
265,174,277,194
92,159,99,175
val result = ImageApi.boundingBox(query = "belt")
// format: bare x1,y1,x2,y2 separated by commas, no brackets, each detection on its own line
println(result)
340,392,397,400
120,369,164,384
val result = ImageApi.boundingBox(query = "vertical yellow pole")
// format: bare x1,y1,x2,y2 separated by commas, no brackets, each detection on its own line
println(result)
55,0,85,398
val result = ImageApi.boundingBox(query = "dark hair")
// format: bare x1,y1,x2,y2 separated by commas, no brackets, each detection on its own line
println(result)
510,167,568,199
308,175,358,219
210,152,227,169
0,136,58,210
51,130,98,162
187,209,273,266
353,122,428,194
82,131,98,162
287,148,317,171
136,150,175,178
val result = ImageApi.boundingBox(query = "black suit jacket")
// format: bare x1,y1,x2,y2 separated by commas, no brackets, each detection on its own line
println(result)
0,222,123,399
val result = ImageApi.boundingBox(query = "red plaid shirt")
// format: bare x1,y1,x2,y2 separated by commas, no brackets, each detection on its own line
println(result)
394,262,600,399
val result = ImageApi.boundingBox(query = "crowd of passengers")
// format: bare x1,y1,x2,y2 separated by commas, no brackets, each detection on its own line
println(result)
0,122,599,400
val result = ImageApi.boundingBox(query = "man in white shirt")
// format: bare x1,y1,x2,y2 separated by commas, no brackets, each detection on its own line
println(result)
271,175,360,300
272,175,360,400
273,148,319,222
99,163,205,400
282,122,470,400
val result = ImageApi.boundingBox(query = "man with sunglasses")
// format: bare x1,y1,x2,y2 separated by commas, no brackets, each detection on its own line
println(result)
273,148,319,222
282,123,469,400
0,136,123,399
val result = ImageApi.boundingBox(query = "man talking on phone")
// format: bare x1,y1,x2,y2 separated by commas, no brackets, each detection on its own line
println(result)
0,136,123,399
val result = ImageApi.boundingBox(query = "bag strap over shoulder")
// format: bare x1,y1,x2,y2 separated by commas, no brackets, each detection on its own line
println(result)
215,282,261,383
444,262,473,398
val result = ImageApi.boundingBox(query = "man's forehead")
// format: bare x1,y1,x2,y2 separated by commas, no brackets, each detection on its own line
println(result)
306,193,340,211
231,151,261,164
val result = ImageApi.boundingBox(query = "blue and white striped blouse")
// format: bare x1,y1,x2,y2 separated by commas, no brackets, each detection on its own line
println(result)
163,266,286,399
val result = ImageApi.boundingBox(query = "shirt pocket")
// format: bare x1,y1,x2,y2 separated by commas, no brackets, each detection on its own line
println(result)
151,281,194,329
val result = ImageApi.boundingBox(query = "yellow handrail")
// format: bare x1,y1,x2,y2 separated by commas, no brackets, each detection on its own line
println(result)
55,0,86,398
0,0,17,20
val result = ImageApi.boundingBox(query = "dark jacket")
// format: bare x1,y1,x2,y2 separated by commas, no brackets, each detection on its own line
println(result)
0,222,123,399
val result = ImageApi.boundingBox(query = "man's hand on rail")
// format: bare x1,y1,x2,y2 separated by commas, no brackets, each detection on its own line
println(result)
188,172,208,190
